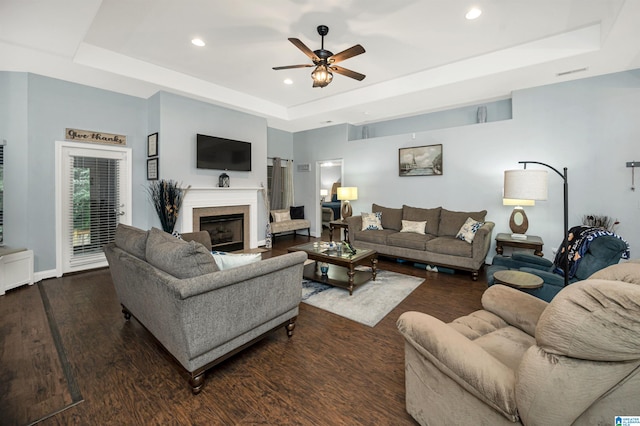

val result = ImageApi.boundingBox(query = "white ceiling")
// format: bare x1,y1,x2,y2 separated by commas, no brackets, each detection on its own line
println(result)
2,0,640,132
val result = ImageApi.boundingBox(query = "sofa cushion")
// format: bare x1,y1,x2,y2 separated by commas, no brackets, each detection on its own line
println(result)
146,227,219,278
372,203,403,231
114,223,148,260
403,205,442,236
290,205,305,219
400,220,426,235
352,229,395,245
361,212,383,230
426,236,473,258
438,208,487,237
388,232,434,251
456,217,485,243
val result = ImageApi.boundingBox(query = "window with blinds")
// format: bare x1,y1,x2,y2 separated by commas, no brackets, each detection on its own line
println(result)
69,155,120,264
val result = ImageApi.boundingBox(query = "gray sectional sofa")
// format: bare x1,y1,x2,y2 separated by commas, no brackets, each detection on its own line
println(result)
104,224,307,394
346,204,494,280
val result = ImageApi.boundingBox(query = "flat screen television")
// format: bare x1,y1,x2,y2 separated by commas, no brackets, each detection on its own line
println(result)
196,134,252,171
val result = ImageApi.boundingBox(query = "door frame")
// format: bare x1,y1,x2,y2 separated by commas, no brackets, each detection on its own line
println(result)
54,141,132,277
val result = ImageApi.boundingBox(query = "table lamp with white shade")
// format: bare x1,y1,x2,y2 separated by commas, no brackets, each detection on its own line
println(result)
337,187,358,219
320,189,328,202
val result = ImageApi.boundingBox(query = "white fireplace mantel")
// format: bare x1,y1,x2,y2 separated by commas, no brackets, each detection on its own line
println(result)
179,187,262,249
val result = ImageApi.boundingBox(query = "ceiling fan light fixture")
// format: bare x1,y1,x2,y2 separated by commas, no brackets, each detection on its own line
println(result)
311,64,333,87
465,7,482,20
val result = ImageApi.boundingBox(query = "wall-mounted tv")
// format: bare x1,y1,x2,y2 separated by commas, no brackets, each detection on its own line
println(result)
196,134,252,172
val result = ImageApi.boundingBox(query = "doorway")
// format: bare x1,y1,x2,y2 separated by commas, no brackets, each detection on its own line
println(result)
318,159,343,232
55,141,132,275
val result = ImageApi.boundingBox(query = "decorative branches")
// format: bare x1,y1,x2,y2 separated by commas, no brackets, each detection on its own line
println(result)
147,179,190,233
582,214,619,232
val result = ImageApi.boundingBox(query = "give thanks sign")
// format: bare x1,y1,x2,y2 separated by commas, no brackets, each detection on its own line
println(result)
65,128,127,145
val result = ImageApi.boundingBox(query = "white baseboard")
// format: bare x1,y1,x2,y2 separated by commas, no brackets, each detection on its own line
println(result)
34,269,58,282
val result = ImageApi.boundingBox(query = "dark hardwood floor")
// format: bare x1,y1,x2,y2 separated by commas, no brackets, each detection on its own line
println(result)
4,230,487,425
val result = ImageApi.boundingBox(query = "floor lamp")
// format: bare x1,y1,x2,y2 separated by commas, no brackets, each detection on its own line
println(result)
504,161,569,287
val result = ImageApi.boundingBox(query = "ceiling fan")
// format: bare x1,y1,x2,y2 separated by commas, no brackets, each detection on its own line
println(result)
273,25,366,88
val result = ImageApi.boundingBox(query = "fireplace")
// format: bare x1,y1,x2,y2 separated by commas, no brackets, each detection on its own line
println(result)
192,205,250,252
179,187,261,249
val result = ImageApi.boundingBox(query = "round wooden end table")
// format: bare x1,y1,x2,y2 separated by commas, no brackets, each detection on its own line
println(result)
493,270,544,289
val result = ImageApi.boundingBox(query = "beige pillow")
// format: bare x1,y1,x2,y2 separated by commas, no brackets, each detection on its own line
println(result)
400,220,426,235
273,211,291,222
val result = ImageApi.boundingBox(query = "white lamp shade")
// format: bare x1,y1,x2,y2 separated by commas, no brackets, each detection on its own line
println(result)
503,198,535,206
320,189,328,196
504,170,548,201
337,187,358,201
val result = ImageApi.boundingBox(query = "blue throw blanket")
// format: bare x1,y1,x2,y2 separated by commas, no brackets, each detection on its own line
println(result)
553,226,630,279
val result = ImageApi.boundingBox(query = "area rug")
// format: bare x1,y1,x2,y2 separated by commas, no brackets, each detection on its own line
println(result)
301,269,424,327
0,283,83,425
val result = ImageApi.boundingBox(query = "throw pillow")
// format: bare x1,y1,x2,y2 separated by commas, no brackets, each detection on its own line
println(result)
290,205,305,219
273,211,291,222
361,212,384,231
456,217,484,243
114,224,148,260
211,251,262,270
145,227,219,278
400,220,426,235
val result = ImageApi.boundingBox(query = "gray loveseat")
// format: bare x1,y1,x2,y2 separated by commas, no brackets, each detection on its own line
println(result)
104,224,307,394
346,204,494,280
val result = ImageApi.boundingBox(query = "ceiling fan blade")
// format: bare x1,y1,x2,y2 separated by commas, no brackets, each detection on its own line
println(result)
272,64,314,70
288,38,320,62
330,65,366,81
328,44,365,64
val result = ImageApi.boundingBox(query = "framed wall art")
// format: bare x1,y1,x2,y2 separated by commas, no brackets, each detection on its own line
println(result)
399,144,443,176
147,132,158,157
147,158,159,180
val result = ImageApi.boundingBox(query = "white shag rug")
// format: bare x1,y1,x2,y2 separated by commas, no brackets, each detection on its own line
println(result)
301,270,424,327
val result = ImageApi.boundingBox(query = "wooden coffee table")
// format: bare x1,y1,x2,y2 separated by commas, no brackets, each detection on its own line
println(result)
288,242,377,295
493,270,544,289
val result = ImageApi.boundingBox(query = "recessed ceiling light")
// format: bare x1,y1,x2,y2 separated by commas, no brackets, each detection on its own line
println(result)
465,7,482,20
284,78,293,85
191,38,205,47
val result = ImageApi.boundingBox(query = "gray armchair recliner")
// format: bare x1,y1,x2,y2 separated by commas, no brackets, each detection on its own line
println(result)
487,226,629,302
397,261,640,425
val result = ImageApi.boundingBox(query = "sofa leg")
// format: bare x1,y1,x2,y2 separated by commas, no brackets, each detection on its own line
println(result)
121,305,131,321
306,228,310,240
286,317,297,338
189,372,205,395
472,270,479,281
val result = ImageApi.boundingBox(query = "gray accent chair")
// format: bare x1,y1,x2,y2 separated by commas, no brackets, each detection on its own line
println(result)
104,224,307,394
397,260,640,425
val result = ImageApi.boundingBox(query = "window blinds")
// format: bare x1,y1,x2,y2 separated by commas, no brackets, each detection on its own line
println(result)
69,155,120,266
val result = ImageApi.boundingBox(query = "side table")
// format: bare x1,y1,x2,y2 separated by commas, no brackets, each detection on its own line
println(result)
493,270,543,289
495,233,544,257
329,220,349,242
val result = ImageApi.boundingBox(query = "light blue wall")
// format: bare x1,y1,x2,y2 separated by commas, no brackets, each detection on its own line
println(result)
0,73,147,272
267,127,293,160
153,91,269,233
292,70,640,261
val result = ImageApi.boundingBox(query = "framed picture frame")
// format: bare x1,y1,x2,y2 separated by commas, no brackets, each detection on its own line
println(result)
147,158,159,180
399,144,443,176
147,132,158,157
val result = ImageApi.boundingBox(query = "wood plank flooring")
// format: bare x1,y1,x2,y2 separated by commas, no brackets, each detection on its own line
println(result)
2,231,487,425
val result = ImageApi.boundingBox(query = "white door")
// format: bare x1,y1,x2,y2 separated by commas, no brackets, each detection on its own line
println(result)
56,141,132,275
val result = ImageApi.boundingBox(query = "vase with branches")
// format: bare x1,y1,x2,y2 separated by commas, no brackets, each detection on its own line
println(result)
147,179,190,234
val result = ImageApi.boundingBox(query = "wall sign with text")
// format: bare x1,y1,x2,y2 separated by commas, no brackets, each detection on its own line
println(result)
65,128,127,145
